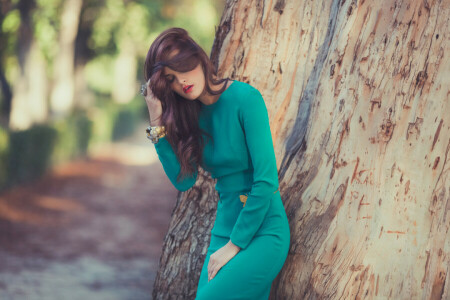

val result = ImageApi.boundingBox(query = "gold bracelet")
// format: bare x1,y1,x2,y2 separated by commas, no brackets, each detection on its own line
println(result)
146,125,166,144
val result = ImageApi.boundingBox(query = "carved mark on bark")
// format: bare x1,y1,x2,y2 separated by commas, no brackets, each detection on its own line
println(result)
380,119,394,141
273,0,286,15
259,0,265,28
422,250,431,288
415,70,428,89
406,117,423,140
431,119,443,152
330,63,335,77
432,137,450,195
430,268,447,299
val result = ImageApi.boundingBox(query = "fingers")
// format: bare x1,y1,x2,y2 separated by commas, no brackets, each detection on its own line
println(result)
208,263,220,281
207,257,222,281
143,79,155,100
146,79,151,97
207,246,237,282
207,259,213,281
140,83,147,97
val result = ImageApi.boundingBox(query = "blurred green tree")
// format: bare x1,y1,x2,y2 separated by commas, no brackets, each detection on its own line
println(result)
0,0,225,129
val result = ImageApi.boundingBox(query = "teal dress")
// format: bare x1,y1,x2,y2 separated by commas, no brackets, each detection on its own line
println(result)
154,80,290,299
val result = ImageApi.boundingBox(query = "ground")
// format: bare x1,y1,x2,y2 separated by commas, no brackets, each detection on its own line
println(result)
0,124,178,299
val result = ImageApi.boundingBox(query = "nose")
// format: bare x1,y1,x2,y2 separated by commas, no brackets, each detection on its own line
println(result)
176,77,185,85
174,74,186,86
175,75,184,83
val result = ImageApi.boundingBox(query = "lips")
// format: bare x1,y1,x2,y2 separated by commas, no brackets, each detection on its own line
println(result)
183,85,193,93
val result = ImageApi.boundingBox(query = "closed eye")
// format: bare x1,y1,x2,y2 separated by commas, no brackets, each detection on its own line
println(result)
165,75,175,83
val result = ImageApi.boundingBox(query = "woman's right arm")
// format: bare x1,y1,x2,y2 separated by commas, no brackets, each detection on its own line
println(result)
145,80,198,192
153,135,198,192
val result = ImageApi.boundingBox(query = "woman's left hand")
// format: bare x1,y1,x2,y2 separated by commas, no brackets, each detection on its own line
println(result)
208,240,241,281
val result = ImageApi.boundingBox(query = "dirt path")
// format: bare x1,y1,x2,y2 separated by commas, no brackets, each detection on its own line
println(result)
0,124,178,299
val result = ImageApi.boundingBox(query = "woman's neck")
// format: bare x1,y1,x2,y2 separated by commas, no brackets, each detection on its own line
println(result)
198,79,229,105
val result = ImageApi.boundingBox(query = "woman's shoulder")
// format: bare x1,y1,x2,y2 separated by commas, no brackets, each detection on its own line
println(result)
232,80,260,94
230,80,263,105
225,81,266,123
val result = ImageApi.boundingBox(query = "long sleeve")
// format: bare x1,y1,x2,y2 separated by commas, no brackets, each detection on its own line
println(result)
154,135,198,192
229,88,279,250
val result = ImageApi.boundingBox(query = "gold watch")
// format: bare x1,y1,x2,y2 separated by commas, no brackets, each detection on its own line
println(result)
146,125,166,144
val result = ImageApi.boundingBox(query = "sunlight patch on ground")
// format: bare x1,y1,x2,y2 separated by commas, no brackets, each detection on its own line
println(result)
35,196,85,213
0,201,45,225
89,141,158,166
88,122,160,167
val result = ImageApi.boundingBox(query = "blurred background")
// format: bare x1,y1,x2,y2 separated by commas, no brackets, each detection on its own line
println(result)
0,0,225,298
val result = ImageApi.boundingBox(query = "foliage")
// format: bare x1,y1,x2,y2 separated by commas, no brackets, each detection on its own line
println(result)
1,0,225,102
51,111,92,165
7,125,58,187
0,0,225,190
89,95,147,144
0,96,145,192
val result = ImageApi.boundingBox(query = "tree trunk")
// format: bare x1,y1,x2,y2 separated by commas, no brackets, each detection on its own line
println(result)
153,0,449,299
49,0,82,117
111,42,138,104
0,60,13,126
8,0,49,130
0,0,14,125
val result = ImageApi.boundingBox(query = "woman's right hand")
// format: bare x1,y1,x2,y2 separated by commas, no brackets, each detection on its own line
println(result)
144,79,163,126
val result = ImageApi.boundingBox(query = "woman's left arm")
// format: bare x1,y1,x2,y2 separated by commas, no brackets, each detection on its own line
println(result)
229,87,279,250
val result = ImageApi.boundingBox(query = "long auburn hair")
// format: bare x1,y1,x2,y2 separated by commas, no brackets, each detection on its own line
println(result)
144,27,231,183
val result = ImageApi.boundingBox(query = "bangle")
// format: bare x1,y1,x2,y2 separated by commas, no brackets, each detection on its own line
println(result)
146,125,166,144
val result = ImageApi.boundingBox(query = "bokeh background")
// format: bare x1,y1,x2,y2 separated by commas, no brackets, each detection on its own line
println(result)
0,0,225,298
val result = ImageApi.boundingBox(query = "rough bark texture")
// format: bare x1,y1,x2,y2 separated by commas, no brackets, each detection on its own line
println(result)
153,0,449,299
152,169,218,300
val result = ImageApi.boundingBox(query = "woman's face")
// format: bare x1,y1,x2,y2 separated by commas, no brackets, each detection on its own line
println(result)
163,49,205,101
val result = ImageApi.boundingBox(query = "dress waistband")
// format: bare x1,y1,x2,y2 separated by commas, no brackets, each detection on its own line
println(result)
215,169,254,194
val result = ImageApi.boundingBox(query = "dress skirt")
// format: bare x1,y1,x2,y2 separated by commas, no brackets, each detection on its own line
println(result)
195,189,290,300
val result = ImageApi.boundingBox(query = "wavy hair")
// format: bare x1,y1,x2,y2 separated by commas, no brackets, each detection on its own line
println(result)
144,27,231,182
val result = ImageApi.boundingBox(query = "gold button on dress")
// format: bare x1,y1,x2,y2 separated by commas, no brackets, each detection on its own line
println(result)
239,194,248,207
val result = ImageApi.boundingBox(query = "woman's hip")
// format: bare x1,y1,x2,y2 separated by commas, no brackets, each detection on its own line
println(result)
196,233,290,300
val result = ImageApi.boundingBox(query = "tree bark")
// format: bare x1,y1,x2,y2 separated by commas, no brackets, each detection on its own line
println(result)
153,0,449,299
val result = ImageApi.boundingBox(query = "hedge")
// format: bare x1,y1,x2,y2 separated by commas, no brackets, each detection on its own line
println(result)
0,96,147,192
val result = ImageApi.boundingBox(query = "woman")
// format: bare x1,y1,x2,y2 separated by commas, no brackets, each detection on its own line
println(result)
142,27,290,300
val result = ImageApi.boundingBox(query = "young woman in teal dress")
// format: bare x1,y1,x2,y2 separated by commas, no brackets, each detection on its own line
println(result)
142,27,290,300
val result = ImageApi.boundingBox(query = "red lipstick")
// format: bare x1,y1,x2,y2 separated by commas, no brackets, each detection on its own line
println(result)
183,85,194,93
